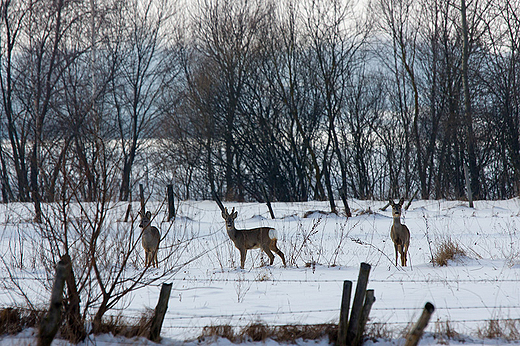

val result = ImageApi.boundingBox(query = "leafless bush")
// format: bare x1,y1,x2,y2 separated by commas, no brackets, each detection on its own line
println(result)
477,319,520,341
93,309,154,338
432,237,467,266
286,218,323,267
364,322,394,342
199,324,236,342
0,187,195,341
198,323,338,343
434,319,463,343
0,307,44,335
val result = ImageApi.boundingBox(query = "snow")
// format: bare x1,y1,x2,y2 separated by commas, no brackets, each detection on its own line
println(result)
2,199,520,345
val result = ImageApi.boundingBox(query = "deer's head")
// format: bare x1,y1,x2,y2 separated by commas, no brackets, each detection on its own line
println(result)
222,207,238,230
389,198,405,218
139,210,152,228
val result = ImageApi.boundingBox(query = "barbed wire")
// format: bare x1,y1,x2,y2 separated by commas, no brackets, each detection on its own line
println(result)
101,304,520,323
148,317,520,329
3,275,519,284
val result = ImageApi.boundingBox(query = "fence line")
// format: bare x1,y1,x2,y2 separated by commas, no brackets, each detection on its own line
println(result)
156,317,520,329
7,276,520,284
100,304,520,323
5,301,519,317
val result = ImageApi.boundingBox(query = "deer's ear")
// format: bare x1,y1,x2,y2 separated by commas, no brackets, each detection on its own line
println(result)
146,211,151,218
389,199,394,205
232,211,238,219
399,197,405,206
222,208,228,218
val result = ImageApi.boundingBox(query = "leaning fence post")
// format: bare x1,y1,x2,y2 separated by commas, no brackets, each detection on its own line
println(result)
261,186,276,219
149,283,173,342
167,185,175,221
139,183,145,212
354,289,376,346
405,302,435,346
337,280,353,346
346,262,371,346
38,256,71,346
124,189,132,222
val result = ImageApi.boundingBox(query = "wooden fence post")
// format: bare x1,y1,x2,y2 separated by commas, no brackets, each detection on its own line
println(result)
464,163,474,208
139,183,145,212
261,185,276,219
337,280,353,346
167,185,175,221
405,302,435,346
124,189,132,222
62,254,86,343
354,289,376,346
346,262,371,346
38,256,71,346
149,283,173,342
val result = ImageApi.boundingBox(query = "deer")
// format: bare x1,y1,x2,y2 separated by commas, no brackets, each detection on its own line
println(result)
139,209,160,268
220,206,286,269
389,198,410,267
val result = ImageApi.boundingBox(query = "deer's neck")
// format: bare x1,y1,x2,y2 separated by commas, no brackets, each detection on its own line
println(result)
393,216,402,226
226,226,237,239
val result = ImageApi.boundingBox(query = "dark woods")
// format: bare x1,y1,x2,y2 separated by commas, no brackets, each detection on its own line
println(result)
0,0,518,206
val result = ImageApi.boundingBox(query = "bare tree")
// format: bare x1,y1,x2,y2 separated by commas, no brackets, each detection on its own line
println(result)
304,0,371,212
0,0,29,203
376,0,422,198
111,0,175,201
191,0,271,201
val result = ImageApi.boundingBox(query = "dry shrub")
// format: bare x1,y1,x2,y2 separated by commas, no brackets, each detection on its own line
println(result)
477,319,520,341
273,324,337,343
199,325,236,342
303,210,329,218
240,323,270,341
0,307,44,335
93,310,153,338
198,323,337,343
432,238,466,266
434,319,462,344
364,322,393,341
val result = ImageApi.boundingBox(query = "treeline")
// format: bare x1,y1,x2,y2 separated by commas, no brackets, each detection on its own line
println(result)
0,0,519,211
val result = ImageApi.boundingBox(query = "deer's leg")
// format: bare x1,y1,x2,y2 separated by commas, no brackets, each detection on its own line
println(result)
394,243,399,266
264,247,275,265
403,243,409,266
153,249,158,267
239,248,247,269
271,240,286,267
398,245,405,266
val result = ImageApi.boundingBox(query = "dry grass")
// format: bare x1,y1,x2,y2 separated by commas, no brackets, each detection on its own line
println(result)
364,322,393,341
93,309,154,338
477,319,520,341
0,307,44,335
432,237,466,266
199,325,236,342
434,319,463,344
198,323,338,343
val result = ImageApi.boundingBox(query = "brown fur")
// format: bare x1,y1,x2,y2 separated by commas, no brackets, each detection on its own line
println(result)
389,198,410,266
222,207,286,269
139,210,160,267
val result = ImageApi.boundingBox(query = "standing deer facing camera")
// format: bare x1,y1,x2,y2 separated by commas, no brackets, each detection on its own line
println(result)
389,198,410,266
139,210,160,268
221,207,286,269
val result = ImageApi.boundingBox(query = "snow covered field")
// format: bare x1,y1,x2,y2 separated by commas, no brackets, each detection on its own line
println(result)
1,198,520,345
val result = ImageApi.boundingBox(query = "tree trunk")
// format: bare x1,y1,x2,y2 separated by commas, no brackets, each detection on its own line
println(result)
62,254,86,343
30,142,42,223
120,145,137,202
461,0,480,200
